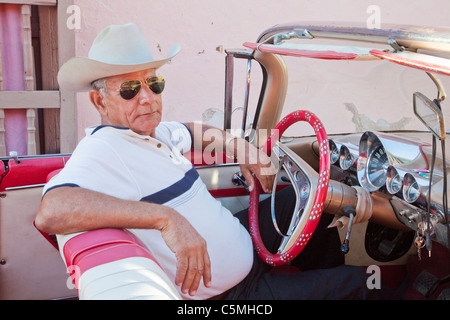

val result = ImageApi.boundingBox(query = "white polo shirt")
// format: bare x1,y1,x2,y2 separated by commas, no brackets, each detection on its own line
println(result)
44,122,253,300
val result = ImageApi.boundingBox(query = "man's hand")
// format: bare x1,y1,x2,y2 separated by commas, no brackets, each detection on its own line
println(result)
235,140,276,194
160,208,212,296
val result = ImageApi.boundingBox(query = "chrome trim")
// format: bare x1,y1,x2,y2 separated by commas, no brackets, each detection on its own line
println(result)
256,23,450,53
241,59,252,137
5,183,45,191
224,52,234,131
224,50,254,132
272,29,314,45
0,153,71,162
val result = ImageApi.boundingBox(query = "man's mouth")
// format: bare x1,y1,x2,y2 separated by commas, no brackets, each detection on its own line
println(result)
139,112,158,118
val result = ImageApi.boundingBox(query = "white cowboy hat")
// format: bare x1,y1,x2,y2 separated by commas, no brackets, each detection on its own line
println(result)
57,23,181,92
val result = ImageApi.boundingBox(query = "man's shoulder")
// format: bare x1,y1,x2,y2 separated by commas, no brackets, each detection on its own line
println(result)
85,125,130,138
73,126,131,158
83,125,142,147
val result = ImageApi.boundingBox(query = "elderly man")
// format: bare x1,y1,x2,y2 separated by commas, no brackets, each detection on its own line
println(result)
36,23,390,300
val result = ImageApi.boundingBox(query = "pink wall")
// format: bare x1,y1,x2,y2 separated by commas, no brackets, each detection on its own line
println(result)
70,0,450,140
0,4,27,155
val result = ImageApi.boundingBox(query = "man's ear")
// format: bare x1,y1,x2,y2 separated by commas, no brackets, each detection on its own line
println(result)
89,90,108,117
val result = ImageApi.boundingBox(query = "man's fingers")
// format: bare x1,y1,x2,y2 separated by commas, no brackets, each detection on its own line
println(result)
175,256,189,287
179,255,210,296
256,173,273,193
180,257,200,296
258,172,275,193
203,251,212,288
241,168,255,192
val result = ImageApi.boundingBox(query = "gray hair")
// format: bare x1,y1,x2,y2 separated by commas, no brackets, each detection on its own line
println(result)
92,78,108,96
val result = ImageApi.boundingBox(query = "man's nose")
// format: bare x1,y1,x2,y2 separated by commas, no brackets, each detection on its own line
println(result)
138,83,158,104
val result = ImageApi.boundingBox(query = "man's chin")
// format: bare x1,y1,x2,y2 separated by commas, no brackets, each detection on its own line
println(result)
131,119,161,136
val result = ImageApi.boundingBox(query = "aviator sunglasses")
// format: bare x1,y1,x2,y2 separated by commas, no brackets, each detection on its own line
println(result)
119,76,165,100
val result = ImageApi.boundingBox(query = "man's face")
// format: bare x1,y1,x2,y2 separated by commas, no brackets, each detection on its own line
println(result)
93,69,163,137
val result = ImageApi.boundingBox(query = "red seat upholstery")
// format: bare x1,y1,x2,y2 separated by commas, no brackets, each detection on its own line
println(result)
63,229,161,278
46,168,63,182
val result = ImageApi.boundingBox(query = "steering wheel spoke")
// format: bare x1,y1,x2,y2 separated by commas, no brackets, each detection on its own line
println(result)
271,144,310,235
272,142,316,252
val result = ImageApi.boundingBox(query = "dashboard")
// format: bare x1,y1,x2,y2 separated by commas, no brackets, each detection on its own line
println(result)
327,131,449,250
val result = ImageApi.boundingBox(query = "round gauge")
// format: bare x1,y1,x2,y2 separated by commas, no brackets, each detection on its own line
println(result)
339,145,355,170
366,145,389,189
329,140,339,164
403,173,420,203
386,166,403,194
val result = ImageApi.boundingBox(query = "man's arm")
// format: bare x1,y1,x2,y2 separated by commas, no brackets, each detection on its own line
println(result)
183,122,275,193
35,186,211,297
37,186,174,234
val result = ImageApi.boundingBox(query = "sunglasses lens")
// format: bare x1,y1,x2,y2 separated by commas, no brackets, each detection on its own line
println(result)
120,80,142,100
119,77,165,100
147,76,165,95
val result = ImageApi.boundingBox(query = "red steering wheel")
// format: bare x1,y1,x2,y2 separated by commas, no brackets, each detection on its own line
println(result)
249,110,330,266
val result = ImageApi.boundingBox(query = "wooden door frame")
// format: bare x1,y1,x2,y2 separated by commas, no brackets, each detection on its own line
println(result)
0,0,78,154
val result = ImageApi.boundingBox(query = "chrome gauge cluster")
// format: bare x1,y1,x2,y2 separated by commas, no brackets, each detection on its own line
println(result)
329,131,432,204
328,138,359,169
327,131,448,249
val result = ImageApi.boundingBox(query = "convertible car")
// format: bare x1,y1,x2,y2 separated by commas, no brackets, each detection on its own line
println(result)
1,23,449,300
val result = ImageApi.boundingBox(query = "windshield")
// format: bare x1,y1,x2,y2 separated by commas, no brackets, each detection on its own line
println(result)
280,48,450,137
229,24,450,138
